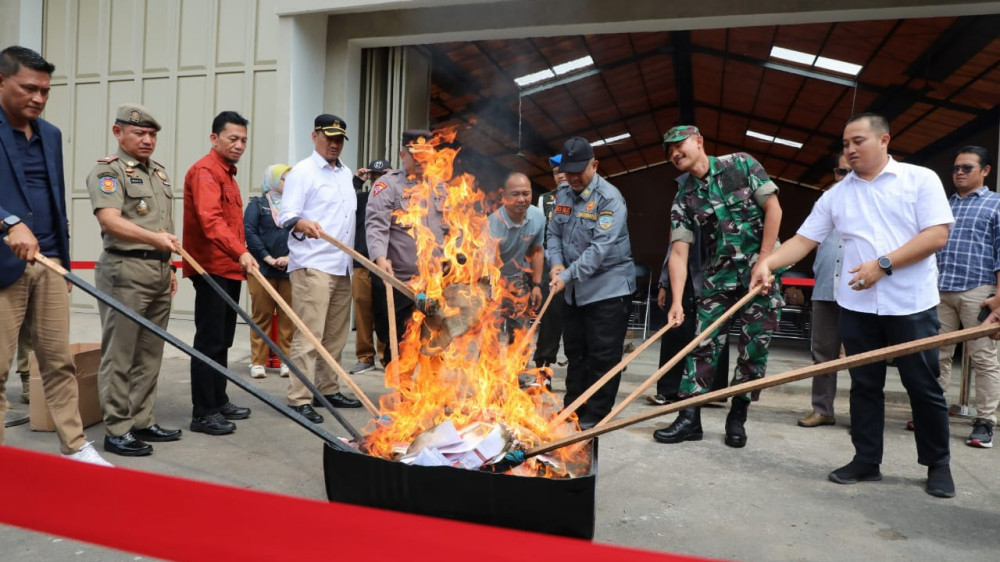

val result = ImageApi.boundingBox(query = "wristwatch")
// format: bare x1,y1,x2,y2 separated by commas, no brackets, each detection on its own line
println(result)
877,255,893,276
532,282,543,288
2,214,22,234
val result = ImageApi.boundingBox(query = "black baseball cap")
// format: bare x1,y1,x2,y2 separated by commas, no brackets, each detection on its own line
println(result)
368,159,390,173
559,137,594,173
314,114,349,139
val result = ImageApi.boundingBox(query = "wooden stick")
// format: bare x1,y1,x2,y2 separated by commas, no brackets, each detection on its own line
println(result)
178,247,379,416
528,322,1000,457
509,289,557,359
596,284,765,426
318,231,416,300
550,318,678,426
386,283,400,363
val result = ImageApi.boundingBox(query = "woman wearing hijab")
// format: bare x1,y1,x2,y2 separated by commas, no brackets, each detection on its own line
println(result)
244,164,294,378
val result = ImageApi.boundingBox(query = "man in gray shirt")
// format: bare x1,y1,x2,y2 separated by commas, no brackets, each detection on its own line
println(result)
488,172,545,340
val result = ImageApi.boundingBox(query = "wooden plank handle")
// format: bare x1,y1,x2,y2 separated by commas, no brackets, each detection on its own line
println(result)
177,245,380,416
317,231,416,300
550,318,678,426
528,321,1000,457
596,284,766,427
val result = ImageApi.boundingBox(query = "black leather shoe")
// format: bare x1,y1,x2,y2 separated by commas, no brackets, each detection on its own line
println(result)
724,398,749,448
104,432,153,456
220,402,251,420
577,415,600,430
291,404,324,424
323,393,362,408
926,464,956,498
653,407,703,443
133,424,182,442
190,413,236,435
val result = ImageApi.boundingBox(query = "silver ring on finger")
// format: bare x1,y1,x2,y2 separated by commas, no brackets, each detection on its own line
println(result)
858,279,866,287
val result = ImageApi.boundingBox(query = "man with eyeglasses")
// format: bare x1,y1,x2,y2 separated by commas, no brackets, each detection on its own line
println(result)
797,153,849,429
935,146,999,449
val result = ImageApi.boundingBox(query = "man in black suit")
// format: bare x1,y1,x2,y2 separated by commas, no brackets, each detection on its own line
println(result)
0,45,111,466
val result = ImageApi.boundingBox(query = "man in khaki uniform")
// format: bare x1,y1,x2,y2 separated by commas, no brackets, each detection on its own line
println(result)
85,103,181,457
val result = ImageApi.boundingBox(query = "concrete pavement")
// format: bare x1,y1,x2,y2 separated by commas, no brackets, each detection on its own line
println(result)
2,310,999,561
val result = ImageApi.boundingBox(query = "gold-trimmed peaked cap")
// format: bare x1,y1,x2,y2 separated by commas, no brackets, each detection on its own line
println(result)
314,114,349,139
115,103,161,131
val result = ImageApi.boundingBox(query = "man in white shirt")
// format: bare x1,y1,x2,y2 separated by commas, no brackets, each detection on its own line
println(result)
277,114,362,423
751,113,956,498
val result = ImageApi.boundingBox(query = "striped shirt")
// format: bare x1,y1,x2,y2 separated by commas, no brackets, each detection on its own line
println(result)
937,186,1000,292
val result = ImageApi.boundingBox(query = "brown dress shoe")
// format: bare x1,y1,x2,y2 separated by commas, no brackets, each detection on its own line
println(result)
798,412,836,427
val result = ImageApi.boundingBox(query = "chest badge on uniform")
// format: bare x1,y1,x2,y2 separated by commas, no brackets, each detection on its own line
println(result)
125,167,135,174
555,204,571,215
130,177,144,184
99,177,118,194
586,201,596,212
598,213,614,230
136,199,150,215
156,170,168,182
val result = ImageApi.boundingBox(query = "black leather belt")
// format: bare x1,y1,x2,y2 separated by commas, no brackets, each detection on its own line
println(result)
105,248,171,262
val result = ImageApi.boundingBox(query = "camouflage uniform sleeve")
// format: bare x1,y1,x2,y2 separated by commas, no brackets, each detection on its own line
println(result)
668,192,694,244
85,161,125,212
739,153,779,207
545,192,566,268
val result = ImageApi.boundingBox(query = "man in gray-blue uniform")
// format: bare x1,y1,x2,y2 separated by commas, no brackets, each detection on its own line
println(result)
547,137,635,429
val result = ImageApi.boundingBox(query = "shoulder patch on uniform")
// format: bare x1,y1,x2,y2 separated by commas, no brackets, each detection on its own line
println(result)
371,181,388,197
97,155,119,163
576,211,597,220
555,204,571,215
598,214,613,230
99,176,118,194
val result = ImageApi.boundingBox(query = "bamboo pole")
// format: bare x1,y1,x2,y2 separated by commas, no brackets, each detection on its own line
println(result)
386,283,400,363
528,322,1000,457
596,284,765,426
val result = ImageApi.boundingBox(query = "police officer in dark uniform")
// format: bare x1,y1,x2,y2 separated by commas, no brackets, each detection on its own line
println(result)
85,103,181,457
547,137,635,429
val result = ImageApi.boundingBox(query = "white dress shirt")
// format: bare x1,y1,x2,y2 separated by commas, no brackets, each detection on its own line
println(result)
797,157,954,316
277,151,356,276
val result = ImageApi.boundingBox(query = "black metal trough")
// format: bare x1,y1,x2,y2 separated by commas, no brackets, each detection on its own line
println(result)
323,438,598,539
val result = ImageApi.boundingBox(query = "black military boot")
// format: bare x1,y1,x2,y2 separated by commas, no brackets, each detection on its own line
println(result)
725,398,750,448
653,407,702,443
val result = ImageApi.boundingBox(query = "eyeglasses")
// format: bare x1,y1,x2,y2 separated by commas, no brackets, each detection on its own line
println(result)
953,164,980,174
833,168,850,177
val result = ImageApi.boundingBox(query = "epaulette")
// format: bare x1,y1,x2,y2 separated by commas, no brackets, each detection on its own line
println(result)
97,155,119,163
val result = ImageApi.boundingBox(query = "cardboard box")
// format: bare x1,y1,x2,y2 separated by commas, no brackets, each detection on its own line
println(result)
29,343,103,432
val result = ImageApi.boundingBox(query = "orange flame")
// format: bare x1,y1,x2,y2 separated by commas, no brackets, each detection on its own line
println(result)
361,129,588,477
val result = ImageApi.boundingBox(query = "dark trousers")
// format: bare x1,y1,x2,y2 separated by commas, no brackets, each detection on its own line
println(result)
656,292,729,396
562,295,631,421
190,274,241,417
839,307,950,467
371,275,415,365
533,283,565,367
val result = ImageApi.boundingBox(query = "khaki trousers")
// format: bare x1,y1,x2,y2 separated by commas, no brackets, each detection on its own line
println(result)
351,268,384,364
0,263,85,454
247,274,294,366
938,285,1000,422
286,268,352,406
95,254,172,436
15,314,31,373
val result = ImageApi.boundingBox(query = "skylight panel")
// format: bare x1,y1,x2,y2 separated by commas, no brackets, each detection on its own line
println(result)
814,56,863,76
769,46,816,66
552,56,594,76
514,69,556,87
746,129,803,149
590,133,631,147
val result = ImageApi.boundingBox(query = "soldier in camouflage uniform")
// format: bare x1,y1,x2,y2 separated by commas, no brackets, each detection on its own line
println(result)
532,154,567,369
653,125,783,448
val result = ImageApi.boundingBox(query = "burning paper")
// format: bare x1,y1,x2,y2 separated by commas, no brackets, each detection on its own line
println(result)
360,129,591,478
